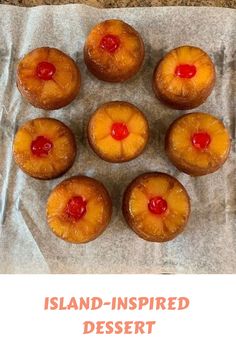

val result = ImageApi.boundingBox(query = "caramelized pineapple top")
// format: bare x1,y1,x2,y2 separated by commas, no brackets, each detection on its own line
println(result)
123,173,190,242
154,45,215,103
17,47,80,109
88,101,149,162
166,113,231,174
47,176,112,243
13,118,76,179
84,19,144,82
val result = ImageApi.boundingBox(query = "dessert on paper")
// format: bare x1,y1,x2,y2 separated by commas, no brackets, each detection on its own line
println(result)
0,4,236,273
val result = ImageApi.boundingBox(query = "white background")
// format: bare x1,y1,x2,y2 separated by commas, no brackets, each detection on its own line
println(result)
0,275,235,353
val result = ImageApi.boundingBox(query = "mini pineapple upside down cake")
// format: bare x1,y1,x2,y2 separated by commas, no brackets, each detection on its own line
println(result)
153,45,216,109
46,176,112,243
165,112,231,176
123,172,190,242
16,47,81,110
84,19,145,82
13,118,76,179
88,101,149,163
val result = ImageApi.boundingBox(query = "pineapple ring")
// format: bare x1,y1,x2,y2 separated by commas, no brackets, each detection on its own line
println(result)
13,118,76,179
123,172,190,242
16,47,80,110
84,19,144,82
46,176,112,244
88,101,149,162
165,112,231,176
153,45,216,109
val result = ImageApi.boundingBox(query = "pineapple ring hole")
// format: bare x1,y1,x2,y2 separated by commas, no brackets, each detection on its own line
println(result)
31,136,53,157
36,61,56,80
65,196,87,221
191,132,211,150
100,34,120,53
111,122,129,141
175,64,197,79
148,196,168,215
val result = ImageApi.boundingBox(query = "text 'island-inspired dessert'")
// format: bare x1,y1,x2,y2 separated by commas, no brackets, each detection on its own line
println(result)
13,118,76,179
165,112,231,176
88,101,149,163
46,176,112,243
16,47,81,110
123,172,190,242
153,45,216,109
84,19,144,82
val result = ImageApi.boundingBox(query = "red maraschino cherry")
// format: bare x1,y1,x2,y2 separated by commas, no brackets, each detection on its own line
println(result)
36,61,56,80
191,132,211,150
100,34,120,53
31,136,53,157
148,196,168,215
111,122,129,141
175,64,197,79
65,196,87,220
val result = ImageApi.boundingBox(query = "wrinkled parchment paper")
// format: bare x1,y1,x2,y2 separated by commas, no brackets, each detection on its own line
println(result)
0,4,236,273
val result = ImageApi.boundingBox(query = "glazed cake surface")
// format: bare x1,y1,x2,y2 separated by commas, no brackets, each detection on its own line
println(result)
88,101,149,162
47,176,112,244
165,113,231,176
84,19,145,82
123,172,190,242
17,47,81,110
153,45,216,109
13,118,76,179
